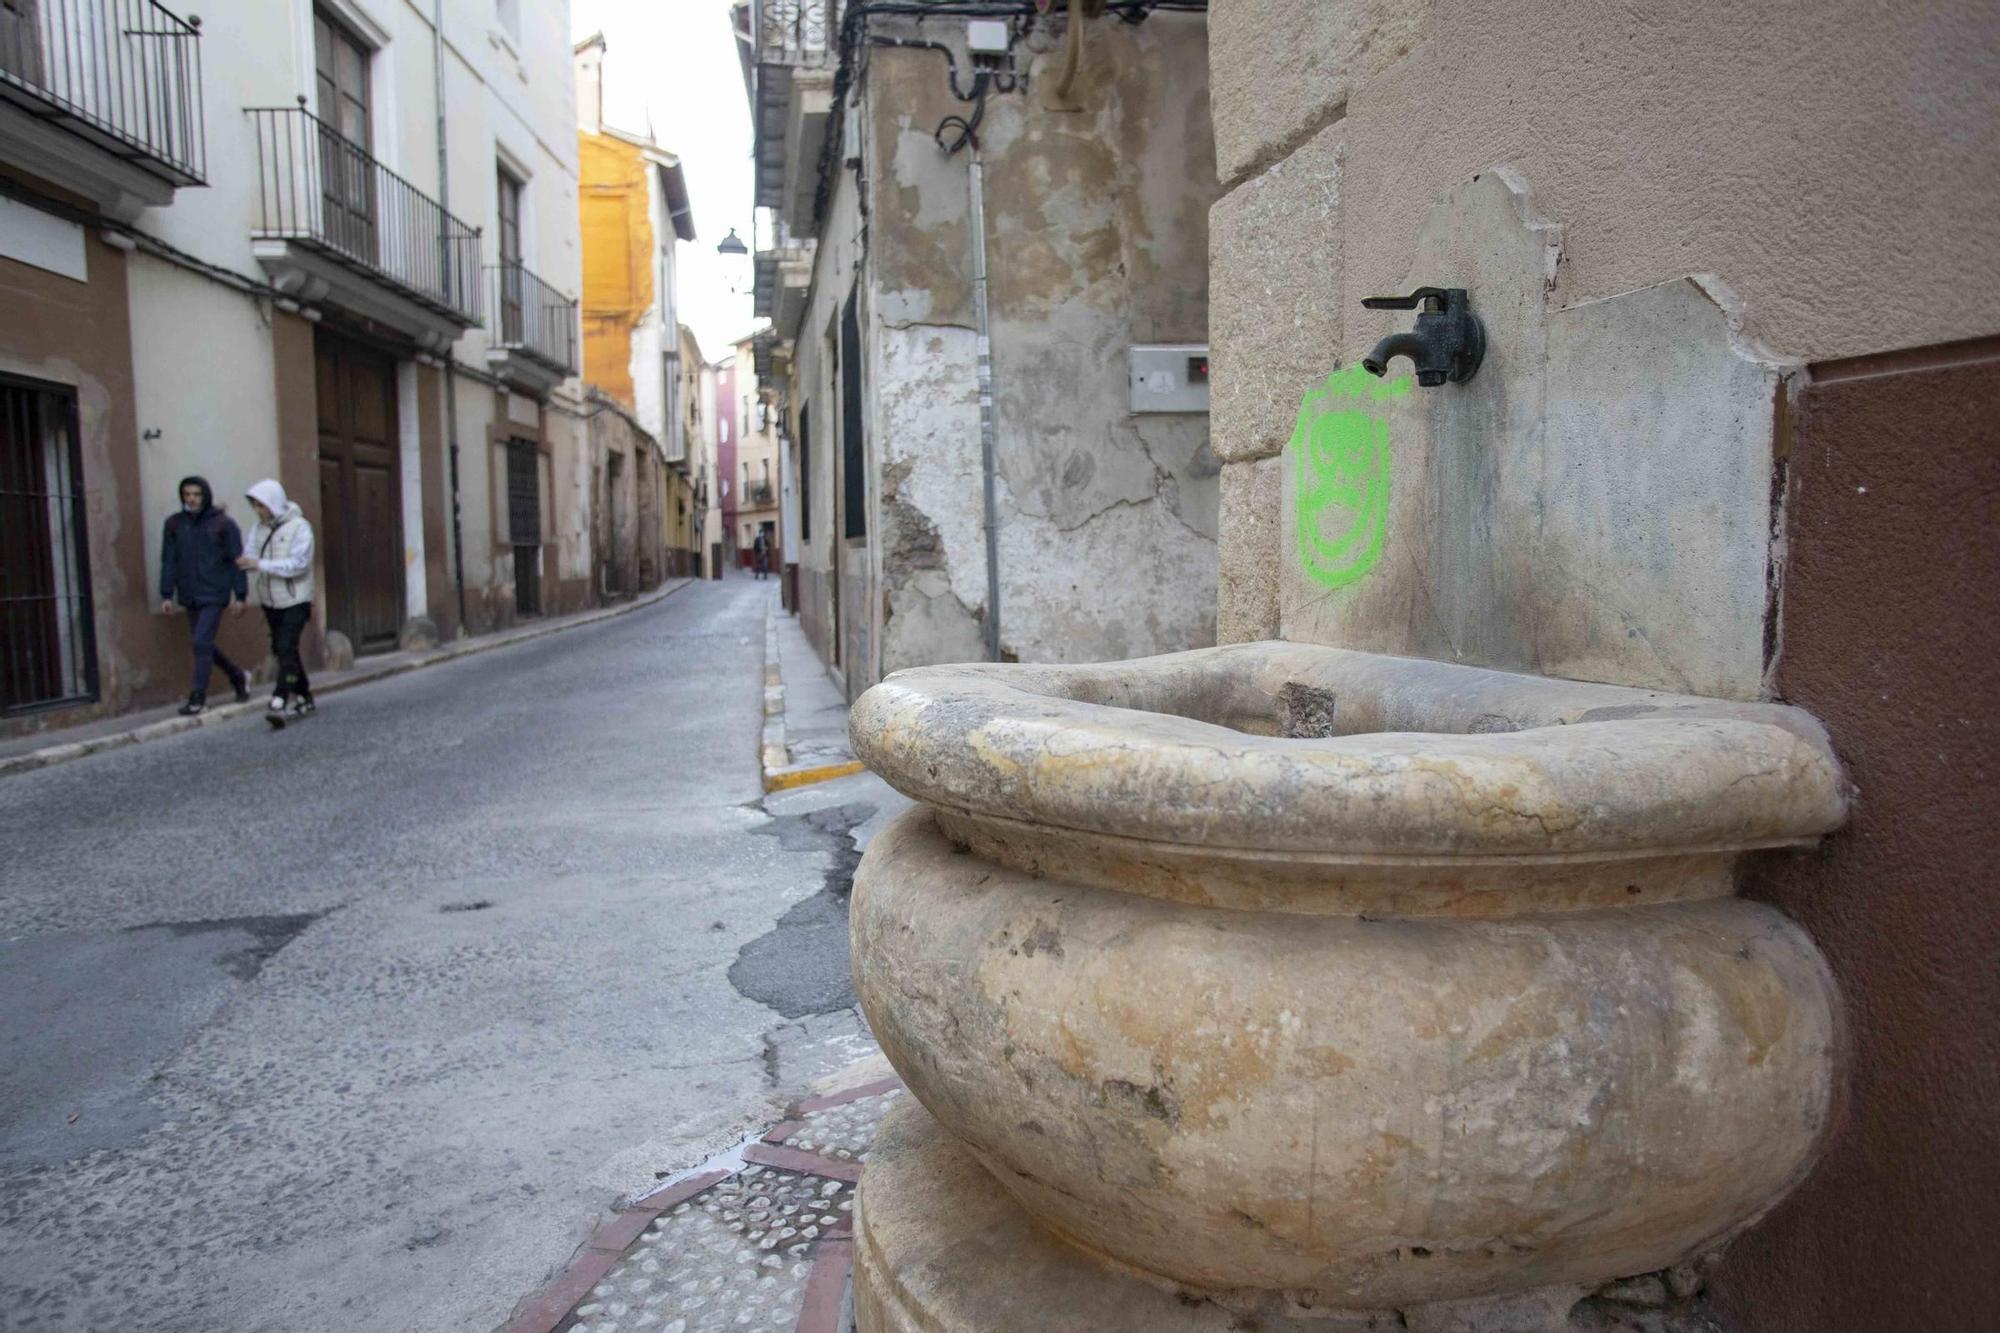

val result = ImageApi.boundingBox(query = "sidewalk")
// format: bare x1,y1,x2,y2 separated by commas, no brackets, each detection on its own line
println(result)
761,599,863,791
0,579,693,779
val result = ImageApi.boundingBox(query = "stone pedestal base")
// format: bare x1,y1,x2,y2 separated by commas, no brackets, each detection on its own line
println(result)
857,1099,1610,1332
857,1098,1376,1332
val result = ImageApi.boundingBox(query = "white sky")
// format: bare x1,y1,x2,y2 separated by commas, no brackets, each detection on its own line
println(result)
571,0,760,363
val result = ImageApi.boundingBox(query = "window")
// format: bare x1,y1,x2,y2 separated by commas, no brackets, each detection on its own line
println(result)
313,9,375,260
496,166,524,341
742,395,750,437
2,375,96,713
840,288,866,540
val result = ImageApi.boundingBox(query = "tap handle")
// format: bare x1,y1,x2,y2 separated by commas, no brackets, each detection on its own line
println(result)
1362,287,1451,311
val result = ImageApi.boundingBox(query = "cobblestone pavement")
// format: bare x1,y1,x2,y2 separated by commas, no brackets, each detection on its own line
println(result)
510,1080,906,1333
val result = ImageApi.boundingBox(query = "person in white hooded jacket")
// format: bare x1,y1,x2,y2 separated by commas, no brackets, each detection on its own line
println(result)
235,478,317,719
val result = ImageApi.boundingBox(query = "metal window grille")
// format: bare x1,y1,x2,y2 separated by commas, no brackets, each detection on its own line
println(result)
1,375,97,714
507,438,540,615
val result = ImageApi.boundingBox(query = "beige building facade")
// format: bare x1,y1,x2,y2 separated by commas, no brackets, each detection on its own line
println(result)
2,0,590,735
722,335,781,571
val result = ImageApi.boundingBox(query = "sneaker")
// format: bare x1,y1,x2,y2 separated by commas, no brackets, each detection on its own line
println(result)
268,695,289,714
232,678,251,704
290,696,316,718
177,696,206,717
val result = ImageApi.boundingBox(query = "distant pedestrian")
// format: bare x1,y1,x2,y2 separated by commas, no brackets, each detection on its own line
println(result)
158,475,250,716
752,530,770,581
236,479,317,723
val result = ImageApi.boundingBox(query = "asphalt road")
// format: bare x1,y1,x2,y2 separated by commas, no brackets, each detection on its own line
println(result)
0,575,896,1332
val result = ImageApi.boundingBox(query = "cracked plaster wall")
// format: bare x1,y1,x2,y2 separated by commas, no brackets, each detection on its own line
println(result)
803,17,1219,684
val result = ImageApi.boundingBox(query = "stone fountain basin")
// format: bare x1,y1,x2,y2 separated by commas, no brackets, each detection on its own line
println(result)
848,643,1847,1311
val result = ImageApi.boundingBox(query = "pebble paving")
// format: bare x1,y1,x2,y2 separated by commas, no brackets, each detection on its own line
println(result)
562,1085,903,1332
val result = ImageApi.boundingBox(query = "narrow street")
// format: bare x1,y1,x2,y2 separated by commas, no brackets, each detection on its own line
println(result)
0,575,891,1333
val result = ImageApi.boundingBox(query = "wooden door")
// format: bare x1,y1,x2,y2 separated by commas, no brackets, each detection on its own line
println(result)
313,8,376,265
315,334,402,652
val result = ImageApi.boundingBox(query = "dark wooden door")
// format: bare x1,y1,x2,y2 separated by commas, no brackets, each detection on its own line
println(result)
313,7,376,265
315,334,402,652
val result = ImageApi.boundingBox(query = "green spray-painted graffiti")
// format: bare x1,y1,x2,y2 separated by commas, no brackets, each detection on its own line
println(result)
1293,365,1411,590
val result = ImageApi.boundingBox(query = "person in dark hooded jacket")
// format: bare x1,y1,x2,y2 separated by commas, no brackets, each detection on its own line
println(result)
158,475,250,715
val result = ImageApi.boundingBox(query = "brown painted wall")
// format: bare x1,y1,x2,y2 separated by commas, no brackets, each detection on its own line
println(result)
0,237,226,733
1714,339,2000,1330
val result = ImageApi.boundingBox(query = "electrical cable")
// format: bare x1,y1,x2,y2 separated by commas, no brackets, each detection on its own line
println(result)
934,71,991,154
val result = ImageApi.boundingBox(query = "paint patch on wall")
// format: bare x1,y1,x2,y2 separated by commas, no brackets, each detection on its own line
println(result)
1293,365,1410,589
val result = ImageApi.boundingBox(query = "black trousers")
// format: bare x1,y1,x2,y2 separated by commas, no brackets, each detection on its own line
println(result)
263,603,312,699
184,603,245,699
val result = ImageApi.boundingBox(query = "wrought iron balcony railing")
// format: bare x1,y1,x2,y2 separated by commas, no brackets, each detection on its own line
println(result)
748,482,775,506
751,0,834,68
248,102,481,324
0,0,206,185
488,262,578,376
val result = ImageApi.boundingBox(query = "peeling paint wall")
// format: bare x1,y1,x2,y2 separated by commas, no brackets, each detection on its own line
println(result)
790,13,1219,692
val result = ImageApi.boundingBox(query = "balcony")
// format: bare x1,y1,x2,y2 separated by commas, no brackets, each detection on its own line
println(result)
247,103,480,348
753,242,813,337
0,0,205,217
486,262,578,395
748,0,834,234
751,0,833,67
748,481,775,507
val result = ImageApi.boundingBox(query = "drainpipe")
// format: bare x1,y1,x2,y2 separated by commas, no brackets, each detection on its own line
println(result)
433,0,468,633
968,143,1001,662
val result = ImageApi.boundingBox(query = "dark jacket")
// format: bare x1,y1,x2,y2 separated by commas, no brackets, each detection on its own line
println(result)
159,476,248,607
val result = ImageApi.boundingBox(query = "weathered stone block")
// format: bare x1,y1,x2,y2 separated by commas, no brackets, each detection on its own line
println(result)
1209,121,1343,464
1209,0,1429,186
1216,456,1279,643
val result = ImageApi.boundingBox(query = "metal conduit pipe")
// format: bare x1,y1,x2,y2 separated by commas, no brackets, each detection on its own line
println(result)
967,143,1002,663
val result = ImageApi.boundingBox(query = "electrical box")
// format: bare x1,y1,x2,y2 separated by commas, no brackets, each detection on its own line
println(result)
966,19,1010,54
1129,344,1210,414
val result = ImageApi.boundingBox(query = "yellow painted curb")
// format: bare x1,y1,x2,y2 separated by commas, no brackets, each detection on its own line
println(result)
763,760,866,793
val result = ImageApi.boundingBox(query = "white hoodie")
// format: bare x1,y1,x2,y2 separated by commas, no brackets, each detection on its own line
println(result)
244,479,316,610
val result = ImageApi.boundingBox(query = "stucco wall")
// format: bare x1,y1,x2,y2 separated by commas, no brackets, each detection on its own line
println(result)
825,13,1219,683
1210,0,2000,691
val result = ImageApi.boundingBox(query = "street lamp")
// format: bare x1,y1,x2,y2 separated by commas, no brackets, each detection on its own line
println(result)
716,228,748,256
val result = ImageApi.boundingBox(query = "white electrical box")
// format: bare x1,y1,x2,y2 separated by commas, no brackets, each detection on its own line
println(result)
1128,344,1210,414
966,19,1010,54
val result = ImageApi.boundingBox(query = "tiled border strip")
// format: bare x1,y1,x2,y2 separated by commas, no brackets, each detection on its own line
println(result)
501,1077,902,1333
501,1169,729,1333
